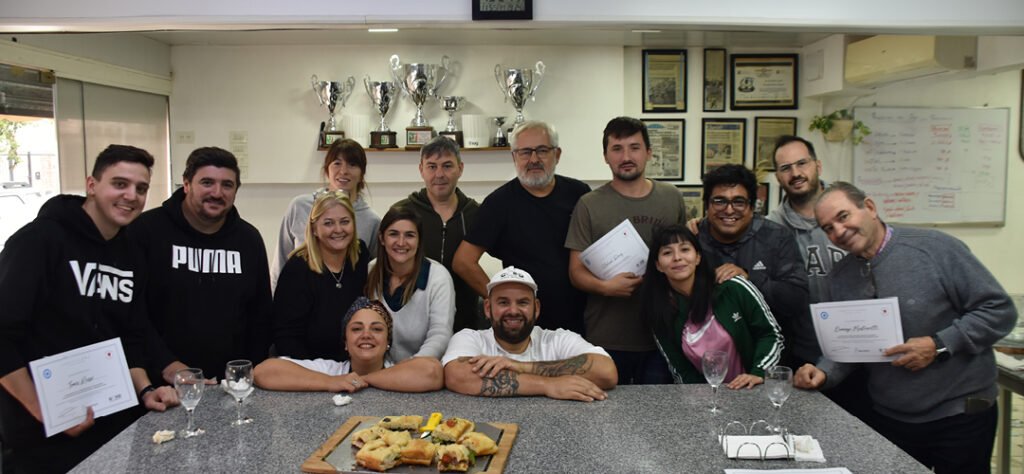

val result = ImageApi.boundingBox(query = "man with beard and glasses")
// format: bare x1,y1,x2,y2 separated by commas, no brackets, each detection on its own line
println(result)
130,147,272,387
453,121,590,334
392,136,481,332
442,267,618,402
797,181,1016,474
565,116,686,384
696,164,808,366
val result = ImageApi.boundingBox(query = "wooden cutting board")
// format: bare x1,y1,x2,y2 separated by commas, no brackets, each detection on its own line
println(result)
302,416,518,474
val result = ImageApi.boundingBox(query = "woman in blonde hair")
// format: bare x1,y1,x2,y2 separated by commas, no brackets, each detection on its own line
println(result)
273,191,369,360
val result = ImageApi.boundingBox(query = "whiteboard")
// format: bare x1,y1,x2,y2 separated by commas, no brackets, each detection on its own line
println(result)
853,107,1009,225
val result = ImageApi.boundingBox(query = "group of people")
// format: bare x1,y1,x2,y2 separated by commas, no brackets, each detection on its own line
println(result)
0,116,1016,474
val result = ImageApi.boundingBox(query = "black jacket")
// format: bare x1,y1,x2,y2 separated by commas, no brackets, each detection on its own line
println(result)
129,188,272,383
393,188,481,331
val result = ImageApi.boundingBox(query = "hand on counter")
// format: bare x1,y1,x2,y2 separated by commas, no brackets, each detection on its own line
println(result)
794,364,826,390
726,373,763,389
543,375,608,402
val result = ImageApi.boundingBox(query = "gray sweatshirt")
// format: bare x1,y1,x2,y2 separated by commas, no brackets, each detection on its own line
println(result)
819,226,1017,423
767,200,847,304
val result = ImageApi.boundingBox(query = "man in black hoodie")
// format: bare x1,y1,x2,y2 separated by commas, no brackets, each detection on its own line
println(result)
130,147,272,387
0,145,179,473
392,136,481,331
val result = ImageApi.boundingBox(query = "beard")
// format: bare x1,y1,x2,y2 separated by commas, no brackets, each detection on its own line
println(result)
786,175,821,205
491,312,535,345
613,165,642,181
517,165,555,189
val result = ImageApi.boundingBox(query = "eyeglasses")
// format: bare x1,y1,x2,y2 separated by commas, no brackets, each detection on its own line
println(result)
709,197,750,211
776,158,814,175
512,146,555,160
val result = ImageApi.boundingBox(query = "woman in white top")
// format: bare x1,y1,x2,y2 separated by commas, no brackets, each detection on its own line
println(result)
254,298,443,393
366,206,455,361
272,139,381,289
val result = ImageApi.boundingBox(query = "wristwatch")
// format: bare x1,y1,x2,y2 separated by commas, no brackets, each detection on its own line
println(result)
931,335,951,362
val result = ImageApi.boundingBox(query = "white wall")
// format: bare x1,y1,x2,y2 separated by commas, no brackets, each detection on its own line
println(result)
821,69,1023,292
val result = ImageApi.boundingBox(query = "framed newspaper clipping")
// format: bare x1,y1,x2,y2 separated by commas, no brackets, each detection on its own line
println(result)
676,185,705,221
730,54,798,110
643,49,687,113
703,48,727,112
642,119,685,180
701,118,746,177
753,116,797,172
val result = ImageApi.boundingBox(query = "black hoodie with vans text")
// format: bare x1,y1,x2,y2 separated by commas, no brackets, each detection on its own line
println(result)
129,187,272,385
0,194,149,472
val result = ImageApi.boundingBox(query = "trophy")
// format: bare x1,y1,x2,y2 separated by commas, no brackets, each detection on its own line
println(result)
364,76,401,149
390,54,452,149
438,96,465,147
494,61,546,128
311,75,356,148
491,117,508,148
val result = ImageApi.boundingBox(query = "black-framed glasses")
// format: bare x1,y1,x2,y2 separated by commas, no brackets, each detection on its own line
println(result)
776,158,814,175
512,146,555,160
709,197,750,211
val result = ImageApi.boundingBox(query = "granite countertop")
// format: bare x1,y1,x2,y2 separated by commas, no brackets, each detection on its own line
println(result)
71,385,928,473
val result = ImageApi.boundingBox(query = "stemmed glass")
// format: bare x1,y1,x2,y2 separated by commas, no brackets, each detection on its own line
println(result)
765,366,793,434
173,368,205,438
225,360,255,425
701,350,729,414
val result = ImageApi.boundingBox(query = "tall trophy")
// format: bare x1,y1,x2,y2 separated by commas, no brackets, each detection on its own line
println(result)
438,96,465,147
364,76,401,149
494,61,546,129
311,75,356,148
390,54,452,150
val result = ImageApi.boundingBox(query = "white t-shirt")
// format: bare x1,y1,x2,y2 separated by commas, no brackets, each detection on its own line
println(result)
279,357,393,376
441,327,610,366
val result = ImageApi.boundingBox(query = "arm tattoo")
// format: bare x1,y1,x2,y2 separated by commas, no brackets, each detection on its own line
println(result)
530,354,591,377
479,370,520,397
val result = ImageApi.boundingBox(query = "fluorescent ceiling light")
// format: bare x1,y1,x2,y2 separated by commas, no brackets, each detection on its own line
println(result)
631,29,662,34
368,28,399,33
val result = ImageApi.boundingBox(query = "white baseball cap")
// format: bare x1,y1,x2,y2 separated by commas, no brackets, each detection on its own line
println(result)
486,266,538,295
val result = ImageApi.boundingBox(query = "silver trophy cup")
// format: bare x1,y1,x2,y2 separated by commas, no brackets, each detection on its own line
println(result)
390,54,452,128
364,76,401,148
494,61,546,126
440,96,465,132
311,75,356,132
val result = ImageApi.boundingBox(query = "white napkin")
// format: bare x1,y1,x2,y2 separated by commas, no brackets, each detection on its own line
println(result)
719,435,825,462
792,435,826,462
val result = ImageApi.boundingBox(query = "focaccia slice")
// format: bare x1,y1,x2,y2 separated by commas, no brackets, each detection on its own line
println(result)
432,417,475,443
458,431,498,456
378,415,423,431
436,444,473,472
399,438,438,466
355,444,400,472
351,426,388,448
382,429,412,448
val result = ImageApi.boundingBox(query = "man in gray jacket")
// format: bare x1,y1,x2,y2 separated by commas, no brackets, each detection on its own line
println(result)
796,181,1016,474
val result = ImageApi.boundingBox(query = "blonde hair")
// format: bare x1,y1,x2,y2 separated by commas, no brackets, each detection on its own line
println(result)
291,191,360,273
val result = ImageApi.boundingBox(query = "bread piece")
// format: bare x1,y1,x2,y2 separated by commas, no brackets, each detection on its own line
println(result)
378,415,423,431
432,417,475,443
351,426,387,448
458,431,498,456
400,438,438,466
382,429,412,448
436,444,473,472
355,444,401,472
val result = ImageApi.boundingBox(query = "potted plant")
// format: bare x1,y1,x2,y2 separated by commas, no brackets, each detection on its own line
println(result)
808,109,871,145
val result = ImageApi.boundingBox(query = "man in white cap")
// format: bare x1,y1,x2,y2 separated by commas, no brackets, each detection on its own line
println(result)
442,266,618,402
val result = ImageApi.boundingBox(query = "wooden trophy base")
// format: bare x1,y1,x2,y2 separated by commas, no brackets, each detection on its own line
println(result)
438,130,464,148
318,130,346,150
405,127,435,150
370,131,398,149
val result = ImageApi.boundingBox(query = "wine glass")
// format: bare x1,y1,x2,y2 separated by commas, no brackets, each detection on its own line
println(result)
765,366,793,434
173,368,205,438
701,350,729,414
225,359,255,425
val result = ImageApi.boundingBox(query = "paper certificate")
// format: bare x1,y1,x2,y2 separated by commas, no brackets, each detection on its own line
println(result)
579,219,649,281
810,297,904,363
29,338,138,437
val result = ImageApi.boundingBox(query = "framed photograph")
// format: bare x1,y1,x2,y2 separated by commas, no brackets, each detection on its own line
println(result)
676,185,705,221
755,183,771,216
472,0,533,20
753,117,797,172
642,49,687,113
701,118,747,177
730,54,798,110
703,49,727,112
642,119,685,180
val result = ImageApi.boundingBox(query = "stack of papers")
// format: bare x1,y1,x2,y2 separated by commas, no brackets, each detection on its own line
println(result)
579,219,648,280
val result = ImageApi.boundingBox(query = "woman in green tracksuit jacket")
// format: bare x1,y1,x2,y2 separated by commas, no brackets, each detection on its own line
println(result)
641,224,784,388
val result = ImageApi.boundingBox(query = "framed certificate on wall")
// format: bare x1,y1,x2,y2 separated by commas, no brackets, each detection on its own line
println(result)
730,54,798,110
